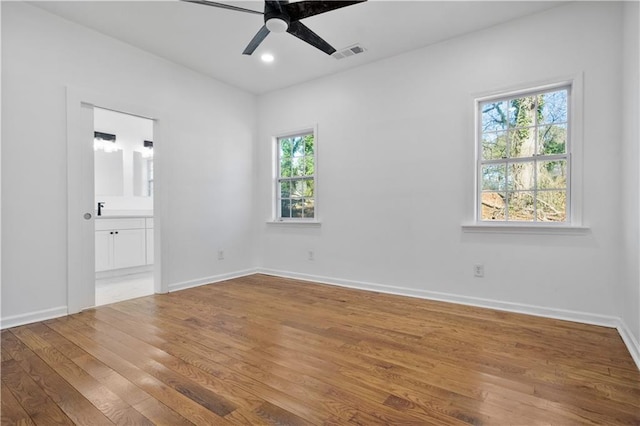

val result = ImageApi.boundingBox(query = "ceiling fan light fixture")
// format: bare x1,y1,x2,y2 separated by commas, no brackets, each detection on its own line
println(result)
261,53,275,63
265,17,288,33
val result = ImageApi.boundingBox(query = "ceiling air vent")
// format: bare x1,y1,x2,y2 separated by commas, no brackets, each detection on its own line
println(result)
333,44,366,60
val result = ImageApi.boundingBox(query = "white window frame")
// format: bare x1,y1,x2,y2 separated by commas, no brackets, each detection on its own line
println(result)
469,75,586,232
272,125,318,223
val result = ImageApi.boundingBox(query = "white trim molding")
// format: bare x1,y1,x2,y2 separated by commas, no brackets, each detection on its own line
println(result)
258,268,639,370
462,224,590,235
168,268,259,293
617,319,640,370
1,306,68,330
266,220,321,227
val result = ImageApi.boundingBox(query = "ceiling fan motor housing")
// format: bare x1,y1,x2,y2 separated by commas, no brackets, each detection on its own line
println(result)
265,2,290,33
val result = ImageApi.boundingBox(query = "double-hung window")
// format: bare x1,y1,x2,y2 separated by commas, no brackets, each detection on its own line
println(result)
275,129,316,221
477,85,571,223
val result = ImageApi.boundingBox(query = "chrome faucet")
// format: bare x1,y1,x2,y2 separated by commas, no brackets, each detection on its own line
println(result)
97,202,105,216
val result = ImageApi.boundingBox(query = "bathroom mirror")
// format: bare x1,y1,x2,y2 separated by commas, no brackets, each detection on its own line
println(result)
133,151,153,197
94,149,124,196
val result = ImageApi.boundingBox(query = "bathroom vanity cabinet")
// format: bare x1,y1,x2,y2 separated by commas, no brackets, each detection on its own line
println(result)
95,217,153,272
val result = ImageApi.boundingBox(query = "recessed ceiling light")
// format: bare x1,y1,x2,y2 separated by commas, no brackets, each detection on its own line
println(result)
261,53,275,63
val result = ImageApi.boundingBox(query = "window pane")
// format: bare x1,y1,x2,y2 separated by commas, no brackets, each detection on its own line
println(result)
481,131,507,160
507,191,535,221
291,200,303,218
280,199,291,218
507,162,535,190
481,164,506,191
540,89,568,125
280,157,291,177
304,135,314,155
292,137,305,157
290,180,303,197
537,191,567,222
508,96,537,129
303,179,314,197
477,86,570,224
279,138,292,158
481,101,508,132
291,157,304,177
538,160,567,189
304,156,315,176
480,192,506,220
303,198,315,218
277,131,315,221
537,124,567,155
508,127,536,158
280,181,291,198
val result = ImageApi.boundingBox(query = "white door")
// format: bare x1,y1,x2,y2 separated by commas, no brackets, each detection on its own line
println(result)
67,96,96,313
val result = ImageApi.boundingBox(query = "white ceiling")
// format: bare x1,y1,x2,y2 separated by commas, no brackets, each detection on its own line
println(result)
31,1,565,94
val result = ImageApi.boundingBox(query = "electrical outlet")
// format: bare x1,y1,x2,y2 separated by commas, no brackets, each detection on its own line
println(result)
217,250,224,260
474,264,484,278
308,250,314,261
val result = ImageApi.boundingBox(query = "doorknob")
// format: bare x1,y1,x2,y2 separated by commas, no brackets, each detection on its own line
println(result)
83,213,92,220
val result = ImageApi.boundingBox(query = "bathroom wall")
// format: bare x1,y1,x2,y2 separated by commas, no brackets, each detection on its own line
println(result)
94,108,154,215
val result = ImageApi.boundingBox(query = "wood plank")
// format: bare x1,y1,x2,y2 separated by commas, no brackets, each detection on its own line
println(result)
102,297,471,424
2,274,639,425
1,358,75,425
45,317,232,425
10,324,153,426
2,330,114,426
1,381,36,426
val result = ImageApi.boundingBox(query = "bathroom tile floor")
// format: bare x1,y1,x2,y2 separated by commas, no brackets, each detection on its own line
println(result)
95,271,154,306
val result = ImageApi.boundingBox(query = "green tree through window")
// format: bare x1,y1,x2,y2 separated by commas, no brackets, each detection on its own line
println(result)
478,87,569,222
277,132,315,219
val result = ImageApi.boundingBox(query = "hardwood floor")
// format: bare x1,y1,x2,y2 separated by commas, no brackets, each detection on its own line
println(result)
2,274,639,425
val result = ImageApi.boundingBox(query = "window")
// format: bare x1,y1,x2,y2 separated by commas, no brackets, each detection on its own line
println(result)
477,85,570,223
276,129,316,220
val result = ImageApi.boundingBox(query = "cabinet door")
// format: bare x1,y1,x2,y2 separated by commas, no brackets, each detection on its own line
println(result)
95,230,112,272
113,229,146,269
146,229,154,265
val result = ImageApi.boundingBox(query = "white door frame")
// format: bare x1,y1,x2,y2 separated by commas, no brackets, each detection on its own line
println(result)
66,86,167,314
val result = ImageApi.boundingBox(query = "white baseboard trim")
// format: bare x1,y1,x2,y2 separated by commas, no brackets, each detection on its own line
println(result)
168,268,259,293
1,306,68,330
617,319,640,370
258,268,620,328
258,268,640,369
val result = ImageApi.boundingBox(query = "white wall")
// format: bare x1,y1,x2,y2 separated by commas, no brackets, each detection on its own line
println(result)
621,1,640,347
257,3,627,324
1,2,256,323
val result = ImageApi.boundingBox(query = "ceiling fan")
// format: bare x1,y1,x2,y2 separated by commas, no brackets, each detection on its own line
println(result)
183,0,366,56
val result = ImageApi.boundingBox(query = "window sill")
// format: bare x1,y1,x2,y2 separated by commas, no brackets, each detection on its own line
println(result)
266,220,322,227
461,223,590,235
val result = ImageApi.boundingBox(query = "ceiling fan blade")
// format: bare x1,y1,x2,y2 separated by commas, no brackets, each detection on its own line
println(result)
182,0,263,15
266,0,284,14
243,25,270,55
284,1,366,22
286,21,335,55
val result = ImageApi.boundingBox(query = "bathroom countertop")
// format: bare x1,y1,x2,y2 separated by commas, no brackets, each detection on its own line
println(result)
95,214,153,219
95,210,153,219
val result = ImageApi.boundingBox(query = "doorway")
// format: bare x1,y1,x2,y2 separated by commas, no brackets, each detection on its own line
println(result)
66,86,165,314
93,108,154,306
